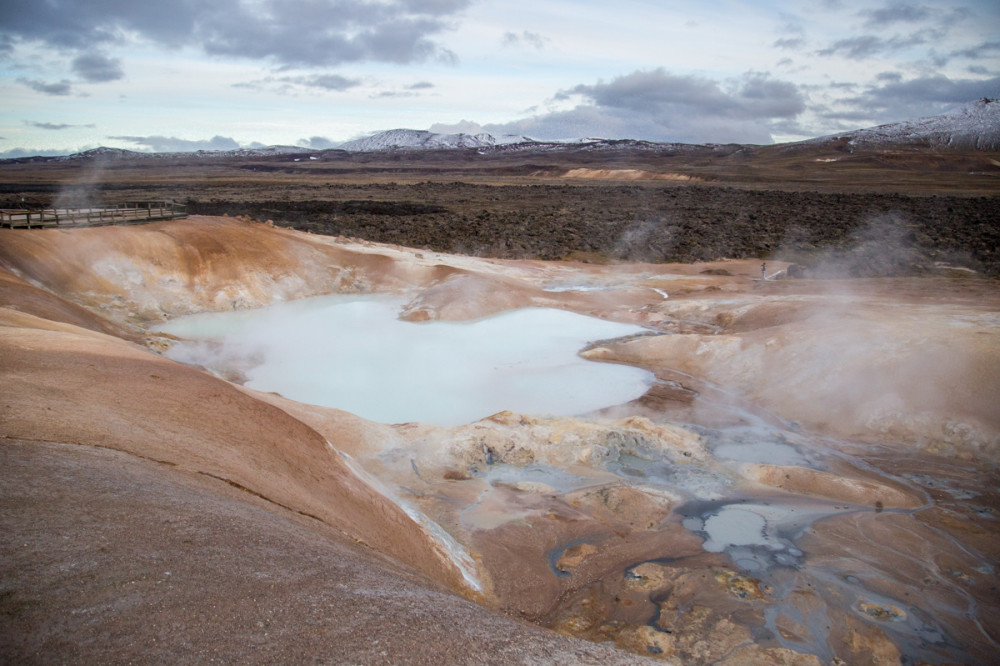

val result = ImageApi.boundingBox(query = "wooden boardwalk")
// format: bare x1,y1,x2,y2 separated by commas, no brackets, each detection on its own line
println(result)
0,202,187,229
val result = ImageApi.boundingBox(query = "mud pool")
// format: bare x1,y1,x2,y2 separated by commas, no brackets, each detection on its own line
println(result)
697,431,988,664
419,395,998,665
154,294,654,425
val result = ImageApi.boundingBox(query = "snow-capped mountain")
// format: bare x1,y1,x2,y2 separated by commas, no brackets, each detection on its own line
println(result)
56,145,315,162
337,129,532,152
223,145,314,157
813,98,1000,151
341,101,1000,154
61,147,146,160
336,129,705,154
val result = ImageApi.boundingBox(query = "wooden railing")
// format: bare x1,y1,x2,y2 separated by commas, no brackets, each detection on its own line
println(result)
0,202,187,229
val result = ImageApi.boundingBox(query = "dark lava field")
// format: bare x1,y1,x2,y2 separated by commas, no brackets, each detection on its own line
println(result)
184,183,1000,276
2,141,998,276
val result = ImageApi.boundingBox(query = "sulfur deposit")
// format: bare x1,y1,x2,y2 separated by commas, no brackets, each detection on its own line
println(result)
2,216,997,664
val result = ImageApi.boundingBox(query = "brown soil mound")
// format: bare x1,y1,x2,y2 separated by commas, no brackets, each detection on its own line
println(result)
562,168,698,181
0,269,139,340
0,216,431,321
0,439,653,665
0,305,473,591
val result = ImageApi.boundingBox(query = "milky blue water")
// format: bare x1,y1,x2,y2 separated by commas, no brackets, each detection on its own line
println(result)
154,294,654,426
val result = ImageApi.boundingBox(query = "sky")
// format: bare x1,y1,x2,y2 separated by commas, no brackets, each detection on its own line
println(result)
1,0,998,157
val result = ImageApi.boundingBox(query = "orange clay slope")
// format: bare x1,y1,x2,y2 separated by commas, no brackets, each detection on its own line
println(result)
0,217,485,594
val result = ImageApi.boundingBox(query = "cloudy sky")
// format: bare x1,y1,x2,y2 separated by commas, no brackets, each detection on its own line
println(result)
1,0,998,156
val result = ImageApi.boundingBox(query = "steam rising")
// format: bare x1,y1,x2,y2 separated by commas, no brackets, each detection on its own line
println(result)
53,159,109,210
156,295,654,426
778,212,977,277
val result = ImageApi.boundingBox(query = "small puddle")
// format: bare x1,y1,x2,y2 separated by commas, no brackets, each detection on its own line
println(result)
680,499,835,571
548,538,593,578
694,424,819,467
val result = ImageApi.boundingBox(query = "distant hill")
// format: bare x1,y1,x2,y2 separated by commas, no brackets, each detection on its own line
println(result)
805,98,1000,152
65,147,146,160
337,129,531,152
57,145,314,162
336,129,729,154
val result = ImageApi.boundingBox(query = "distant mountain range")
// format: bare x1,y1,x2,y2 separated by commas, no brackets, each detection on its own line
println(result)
5,99,998,164
337,129,533,151
49,144,312,162
338,99,1000,153
806,98,1000,151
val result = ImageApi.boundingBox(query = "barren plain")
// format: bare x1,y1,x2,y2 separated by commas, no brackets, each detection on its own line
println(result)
1,145,998,664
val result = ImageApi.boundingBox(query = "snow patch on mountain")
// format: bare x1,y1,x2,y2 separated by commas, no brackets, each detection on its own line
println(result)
338,129,532,152
336,129,718,154
814,99,1000,151
55,145,316,162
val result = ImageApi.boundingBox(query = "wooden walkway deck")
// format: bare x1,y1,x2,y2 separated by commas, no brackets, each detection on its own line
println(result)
0,202,187,229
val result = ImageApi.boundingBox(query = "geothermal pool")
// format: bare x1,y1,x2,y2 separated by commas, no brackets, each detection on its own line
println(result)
154,294,655,425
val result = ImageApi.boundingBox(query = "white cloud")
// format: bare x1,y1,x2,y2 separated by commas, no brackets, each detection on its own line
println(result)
476,69,806,144
107,134,241,152
502,30,547,49
297,136,337,149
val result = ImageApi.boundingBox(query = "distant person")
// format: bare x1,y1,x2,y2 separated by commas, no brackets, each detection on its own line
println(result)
761,262,766,280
